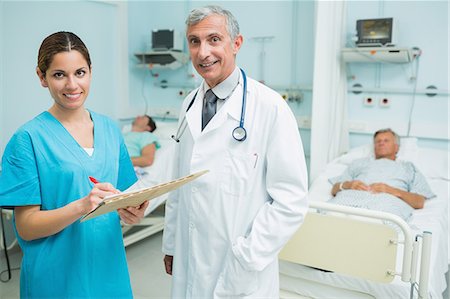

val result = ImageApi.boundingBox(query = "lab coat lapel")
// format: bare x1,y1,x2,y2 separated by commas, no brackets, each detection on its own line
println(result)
185,84,204,141
202,81,243,135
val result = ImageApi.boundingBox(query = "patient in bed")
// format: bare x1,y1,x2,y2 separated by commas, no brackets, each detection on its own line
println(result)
329,128,435,220
123,115,161,167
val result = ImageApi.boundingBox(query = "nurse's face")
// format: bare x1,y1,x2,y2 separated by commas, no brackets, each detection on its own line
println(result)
37,50,91,111
187,14,243,88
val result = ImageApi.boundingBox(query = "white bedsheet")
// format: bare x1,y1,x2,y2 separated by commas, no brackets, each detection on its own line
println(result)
280,145,449,299
124,120,178,216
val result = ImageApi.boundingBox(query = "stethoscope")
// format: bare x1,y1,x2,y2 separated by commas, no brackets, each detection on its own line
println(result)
171,68,247,143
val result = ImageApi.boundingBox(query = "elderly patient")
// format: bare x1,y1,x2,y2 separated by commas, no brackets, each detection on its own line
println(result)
123,115,160,167
329,128,434,220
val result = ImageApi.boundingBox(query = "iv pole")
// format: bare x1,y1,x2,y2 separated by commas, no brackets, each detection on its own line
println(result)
249,36,274,84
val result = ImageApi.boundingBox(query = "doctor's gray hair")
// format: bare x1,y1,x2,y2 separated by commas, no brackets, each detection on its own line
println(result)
186,5,240,40
373,128,400,145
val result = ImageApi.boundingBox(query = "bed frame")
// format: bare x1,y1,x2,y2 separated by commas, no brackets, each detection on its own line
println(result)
0,209,17,251
279,201,432,299
122,205,165,247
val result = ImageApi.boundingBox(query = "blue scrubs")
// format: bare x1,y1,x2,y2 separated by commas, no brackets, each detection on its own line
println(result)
0,111,137,298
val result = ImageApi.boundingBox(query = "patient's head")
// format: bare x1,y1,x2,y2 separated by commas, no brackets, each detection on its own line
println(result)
373,128,399,160
132,115,157,132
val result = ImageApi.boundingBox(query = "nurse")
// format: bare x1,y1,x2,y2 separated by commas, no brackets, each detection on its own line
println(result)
0,31,148,298
162,5,308,298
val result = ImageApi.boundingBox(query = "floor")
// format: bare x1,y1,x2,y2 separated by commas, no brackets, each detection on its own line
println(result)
0,232,172,299
1,233,449,299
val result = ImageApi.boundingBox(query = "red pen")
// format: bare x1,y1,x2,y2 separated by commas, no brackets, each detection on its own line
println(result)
89,176,100,184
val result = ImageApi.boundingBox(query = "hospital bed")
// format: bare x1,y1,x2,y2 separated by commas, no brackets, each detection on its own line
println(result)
121,120,178,247
279,139,449,299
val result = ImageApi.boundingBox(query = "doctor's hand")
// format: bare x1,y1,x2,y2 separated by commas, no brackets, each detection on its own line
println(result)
164,255,173,275
118,200,149,225
78,182,120,215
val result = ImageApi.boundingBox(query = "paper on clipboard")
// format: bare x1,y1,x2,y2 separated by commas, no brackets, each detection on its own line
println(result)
80,170,209,222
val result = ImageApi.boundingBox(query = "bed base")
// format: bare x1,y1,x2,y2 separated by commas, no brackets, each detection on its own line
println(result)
279,201,432,299
122,215,165,247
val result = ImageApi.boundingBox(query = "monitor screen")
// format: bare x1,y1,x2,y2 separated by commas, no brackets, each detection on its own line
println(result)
152,30,174,50
356,18,393,46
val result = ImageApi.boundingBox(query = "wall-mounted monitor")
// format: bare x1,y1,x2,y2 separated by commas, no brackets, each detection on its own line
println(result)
356,18,393,47
152,29,183,52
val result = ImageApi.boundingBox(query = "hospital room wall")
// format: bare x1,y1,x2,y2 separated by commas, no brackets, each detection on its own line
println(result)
345,1,449,150
126,1,315,161
0,1,127,160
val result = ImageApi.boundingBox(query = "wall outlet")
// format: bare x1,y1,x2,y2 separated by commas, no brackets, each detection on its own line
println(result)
177,89,186,97
153,108,179,119
379,97,390,107
348,121,368,132
364,97,375,107
296,116,311,128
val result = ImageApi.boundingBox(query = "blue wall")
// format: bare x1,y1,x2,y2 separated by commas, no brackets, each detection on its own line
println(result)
1,1,448,160
127,1,315,158
345,1,449,150
0,1,124,157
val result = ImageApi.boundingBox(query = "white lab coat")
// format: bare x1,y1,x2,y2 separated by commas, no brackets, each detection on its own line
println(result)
163,72,308,298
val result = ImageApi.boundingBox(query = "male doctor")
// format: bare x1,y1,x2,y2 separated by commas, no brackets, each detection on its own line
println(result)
162,5,308,298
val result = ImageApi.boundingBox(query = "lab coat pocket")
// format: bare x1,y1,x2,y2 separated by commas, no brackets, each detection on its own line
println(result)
213,249,258,298
222,150,258,197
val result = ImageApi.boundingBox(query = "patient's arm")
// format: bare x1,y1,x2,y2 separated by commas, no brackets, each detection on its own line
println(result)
331,180,369,196
369,183,425,209
131,143,156,167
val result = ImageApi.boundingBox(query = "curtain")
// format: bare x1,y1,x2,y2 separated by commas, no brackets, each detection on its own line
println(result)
310,0,349,181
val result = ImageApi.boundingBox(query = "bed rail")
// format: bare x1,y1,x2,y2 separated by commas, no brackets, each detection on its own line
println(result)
279,201,432,298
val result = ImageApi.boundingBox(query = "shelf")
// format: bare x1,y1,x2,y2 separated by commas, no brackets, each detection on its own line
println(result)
135,50,189,70
341,47,416,63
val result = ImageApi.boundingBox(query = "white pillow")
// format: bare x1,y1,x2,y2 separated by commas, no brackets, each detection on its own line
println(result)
336,137,419,165
121,123,132,133
415,148,449,180
153,121,178,140
121,121,178,141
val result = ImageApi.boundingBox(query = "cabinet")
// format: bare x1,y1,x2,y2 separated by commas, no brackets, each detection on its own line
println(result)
341,47,417,63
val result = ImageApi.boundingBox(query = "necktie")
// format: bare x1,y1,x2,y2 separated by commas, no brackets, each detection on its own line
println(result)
202,89,218,130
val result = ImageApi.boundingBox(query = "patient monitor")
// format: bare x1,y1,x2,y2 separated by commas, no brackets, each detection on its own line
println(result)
356,18,394,47
151,29,183,52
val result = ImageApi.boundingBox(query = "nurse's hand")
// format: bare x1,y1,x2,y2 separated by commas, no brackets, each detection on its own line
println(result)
164,255,173,275
118,200,149,225
79,182,120,214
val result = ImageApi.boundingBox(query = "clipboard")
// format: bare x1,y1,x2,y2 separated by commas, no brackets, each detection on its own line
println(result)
80,170,209,222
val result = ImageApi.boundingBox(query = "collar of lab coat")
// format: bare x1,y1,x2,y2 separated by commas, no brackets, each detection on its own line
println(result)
185,73,245,140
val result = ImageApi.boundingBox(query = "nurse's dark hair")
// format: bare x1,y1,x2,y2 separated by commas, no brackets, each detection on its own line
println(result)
186,5,240,40
37,31,91,75
145,115,157,132
373,128,400,145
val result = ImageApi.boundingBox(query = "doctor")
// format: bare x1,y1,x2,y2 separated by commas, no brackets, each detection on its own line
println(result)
162,5,308,298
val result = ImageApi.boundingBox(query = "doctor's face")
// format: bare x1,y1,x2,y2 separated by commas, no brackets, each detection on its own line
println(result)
374,132,399,160
37,50,91,112
187,14,243,88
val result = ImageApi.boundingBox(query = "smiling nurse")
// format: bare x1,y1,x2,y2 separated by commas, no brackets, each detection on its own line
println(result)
0,31,148,298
